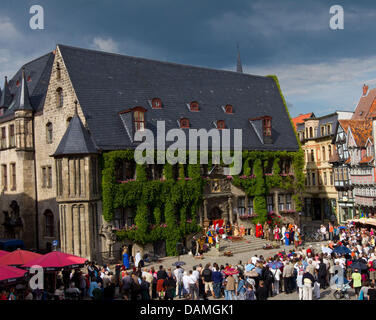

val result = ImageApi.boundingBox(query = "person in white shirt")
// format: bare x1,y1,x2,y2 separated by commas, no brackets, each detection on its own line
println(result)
271,267,282,295
188,270,199,300
182,271,190,296
251,255,259,265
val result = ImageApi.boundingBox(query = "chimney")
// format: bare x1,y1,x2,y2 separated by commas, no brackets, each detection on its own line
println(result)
363,84,369,96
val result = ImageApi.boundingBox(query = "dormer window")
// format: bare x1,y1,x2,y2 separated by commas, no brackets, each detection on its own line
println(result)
133,107,146,131
180,118,190,128
225,104,233,114
189,101,199,112
217,120,225,129
152,98,162,109
263,116,272,136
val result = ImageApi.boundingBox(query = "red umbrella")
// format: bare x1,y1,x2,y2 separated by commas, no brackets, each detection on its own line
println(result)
224,268,239,276
0,249,42,266
21,251,87,271
0,250,8,258
0,265,28,286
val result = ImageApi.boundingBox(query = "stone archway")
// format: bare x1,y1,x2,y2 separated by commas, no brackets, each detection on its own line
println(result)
208,207,222,223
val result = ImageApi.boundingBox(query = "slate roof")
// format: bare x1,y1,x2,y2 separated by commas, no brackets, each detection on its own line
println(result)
58,44,299,152
12,69,33,111
0,77,12,108
0,52,54,122
53,108,98,156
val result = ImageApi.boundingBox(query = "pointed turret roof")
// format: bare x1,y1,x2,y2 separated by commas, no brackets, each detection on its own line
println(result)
53,102,98,156
236,43,243,73
13,68,33,111
0,76,12,108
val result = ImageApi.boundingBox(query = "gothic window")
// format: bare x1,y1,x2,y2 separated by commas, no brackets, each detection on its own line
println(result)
56,87,63,108
44,210,54,237
46,122,53,144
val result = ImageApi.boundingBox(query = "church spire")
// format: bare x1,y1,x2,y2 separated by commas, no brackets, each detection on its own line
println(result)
0,76,12,108
236,43,243,73
13,68,33,111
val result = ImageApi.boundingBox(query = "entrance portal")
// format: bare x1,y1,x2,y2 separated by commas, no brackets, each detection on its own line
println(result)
208,207,222,225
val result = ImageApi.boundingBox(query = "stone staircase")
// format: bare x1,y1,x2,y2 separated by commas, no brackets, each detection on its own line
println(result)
207,236,272,256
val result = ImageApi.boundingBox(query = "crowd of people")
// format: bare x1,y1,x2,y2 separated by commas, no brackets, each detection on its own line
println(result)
2,220,376,301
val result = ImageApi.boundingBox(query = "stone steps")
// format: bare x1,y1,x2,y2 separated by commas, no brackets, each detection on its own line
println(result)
207,237,274,255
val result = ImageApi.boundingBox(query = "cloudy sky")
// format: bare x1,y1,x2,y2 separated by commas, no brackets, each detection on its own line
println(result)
1,0,375,117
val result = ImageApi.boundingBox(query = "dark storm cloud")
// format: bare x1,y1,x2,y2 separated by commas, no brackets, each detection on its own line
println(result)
1,0,376,116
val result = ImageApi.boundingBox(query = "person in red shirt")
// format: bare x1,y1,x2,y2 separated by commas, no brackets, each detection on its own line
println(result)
0,290,7,300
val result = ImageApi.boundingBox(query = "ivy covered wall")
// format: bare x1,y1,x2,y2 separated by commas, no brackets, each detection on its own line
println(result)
99,76,304,256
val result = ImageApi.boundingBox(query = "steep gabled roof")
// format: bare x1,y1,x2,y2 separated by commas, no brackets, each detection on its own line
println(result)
0,52,54,121
352,87,376,120
348,120,372,147
53,107,98,156
58,44,299,152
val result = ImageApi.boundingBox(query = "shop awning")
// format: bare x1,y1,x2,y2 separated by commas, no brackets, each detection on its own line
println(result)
21,251,88,271
0,265,28,286
0,249,42,266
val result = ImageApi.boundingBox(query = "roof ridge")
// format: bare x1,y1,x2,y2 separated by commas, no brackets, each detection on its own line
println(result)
57,44,270,80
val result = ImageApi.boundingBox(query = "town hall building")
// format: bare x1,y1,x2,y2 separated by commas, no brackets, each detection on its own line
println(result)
0,45,301,262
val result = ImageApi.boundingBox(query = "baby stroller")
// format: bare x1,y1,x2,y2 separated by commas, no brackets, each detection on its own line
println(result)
332,276,350,300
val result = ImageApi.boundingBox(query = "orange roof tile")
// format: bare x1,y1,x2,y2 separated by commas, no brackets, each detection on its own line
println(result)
349,120,372,147
292,113,313,130
352,87,376,120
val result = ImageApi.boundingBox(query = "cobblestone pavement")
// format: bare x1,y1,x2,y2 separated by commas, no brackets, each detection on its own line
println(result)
111,239,357,300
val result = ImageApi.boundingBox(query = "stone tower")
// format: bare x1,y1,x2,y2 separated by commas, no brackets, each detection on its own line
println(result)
52,102,100,261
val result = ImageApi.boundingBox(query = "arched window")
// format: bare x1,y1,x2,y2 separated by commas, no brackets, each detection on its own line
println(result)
328,145,332,157
46,122,53,144
217,120,225,129
56,87,63,108
309,127,313,138
225,104,233,114
180,118,190,128
322,146,326,161
190,101,199,111
151,98,162,109
133,107,145,131
44,210,54,237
